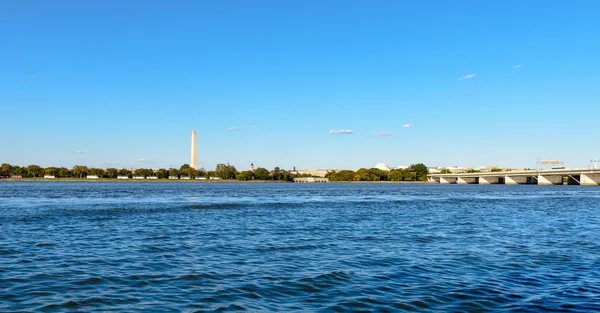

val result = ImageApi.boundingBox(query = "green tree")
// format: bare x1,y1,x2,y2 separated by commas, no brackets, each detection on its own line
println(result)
388,169,404,181
26,165,44,178
236,170,255,181
182,167,199,178
325,170,355,181
118,168,132,177
58,167,72,177
403,170,417,181
106,168,118,178
466,169,481,173
45,167,59,176
180,164,190,172
491,168,503,172
354,168,371,181
73,165,90,178
281,171,293,182
215,163,238,179
155,168,168,179
205,170,216,178
271,167,282,180
368,168,388,181
133,168,152,177
409,163,429,181
12,166,26,176
440,169,452,174
253,167,270,180
167,168,180,178
0,163,13,176
90,168,105,177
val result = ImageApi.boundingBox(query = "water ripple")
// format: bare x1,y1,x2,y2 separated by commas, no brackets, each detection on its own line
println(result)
1,182,600,312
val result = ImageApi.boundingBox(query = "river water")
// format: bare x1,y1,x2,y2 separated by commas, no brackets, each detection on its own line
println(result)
1,182,599,312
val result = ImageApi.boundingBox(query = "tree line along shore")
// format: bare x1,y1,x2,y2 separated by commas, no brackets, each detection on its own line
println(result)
0,163,429,182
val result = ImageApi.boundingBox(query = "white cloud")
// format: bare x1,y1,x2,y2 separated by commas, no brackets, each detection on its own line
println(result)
75,150,88,154
249,126,257,128
135,158,146,162
374,132,393,136
329,129,354,135
228,127,241,131
457,74,476,80
513,64,523,68
401,123,414,129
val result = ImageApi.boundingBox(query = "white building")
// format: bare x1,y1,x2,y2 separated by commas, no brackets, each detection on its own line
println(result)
373,163,391,171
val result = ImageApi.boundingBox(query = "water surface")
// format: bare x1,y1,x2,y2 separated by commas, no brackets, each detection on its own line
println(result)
1,182,599,312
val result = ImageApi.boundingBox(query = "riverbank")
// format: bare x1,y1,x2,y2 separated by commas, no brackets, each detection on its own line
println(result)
0,178,435,184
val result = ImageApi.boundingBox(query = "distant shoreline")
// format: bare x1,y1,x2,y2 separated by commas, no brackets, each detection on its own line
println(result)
0,178,434,184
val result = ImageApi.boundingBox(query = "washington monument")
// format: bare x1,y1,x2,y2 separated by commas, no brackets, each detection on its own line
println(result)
190,129,197,169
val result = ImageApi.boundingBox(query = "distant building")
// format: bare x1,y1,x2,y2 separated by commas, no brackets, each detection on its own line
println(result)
87,175,99,179
11,175,23,179
44,175,56,179
196,177,207,180
294,177,329,183
209,177,221,180
168,176,179,180
133,176,145,179
181,176,191,180
147,176,158,179
296,169,333,177
373,163,391,171
117,175,129,179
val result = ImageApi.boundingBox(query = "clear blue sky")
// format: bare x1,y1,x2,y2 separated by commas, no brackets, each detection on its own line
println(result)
2,0,599,170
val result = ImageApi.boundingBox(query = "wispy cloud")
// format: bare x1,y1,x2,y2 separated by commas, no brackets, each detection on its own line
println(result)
374,132,393,136
135,158,147,162
228,127,241,131
513,64,523,68
75,150,88,154
401,123,414,129
28,75,37,79
329,129,354,135
457,74,476,80
249,125,257,129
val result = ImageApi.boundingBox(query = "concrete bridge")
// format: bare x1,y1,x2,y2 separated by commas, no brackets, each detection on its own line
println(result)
429,168,600,186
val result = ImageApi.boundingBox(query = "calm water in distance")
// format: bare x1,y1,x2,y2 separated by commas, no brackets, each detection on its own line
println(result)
1,182,600,312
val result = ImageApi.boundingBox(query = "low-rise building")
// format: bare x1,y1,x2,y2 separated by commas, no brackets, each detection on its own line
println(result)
117,175,129,179
44,175,56,179
87,175,99,179
294,177,329,183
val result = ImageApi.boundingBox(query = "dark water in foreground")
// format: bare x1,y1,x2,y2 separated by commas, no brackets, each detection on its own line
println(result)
1,182,600,312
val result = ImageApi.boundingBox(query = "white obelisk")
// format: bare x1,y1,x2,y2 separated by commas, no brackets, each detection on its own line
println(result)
191,129,197,169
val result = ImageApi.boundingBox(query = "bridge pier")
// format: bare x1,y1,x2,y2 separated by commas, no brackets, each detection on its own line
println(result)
538,175,563,185
505,176,528,185
581,174,600,186
440,177,457,184
479,177,499,184
457,177,478,184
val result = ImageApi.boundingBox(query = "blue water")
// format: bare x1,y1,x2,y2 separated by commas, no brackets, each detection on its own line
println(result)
1,182,600,312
